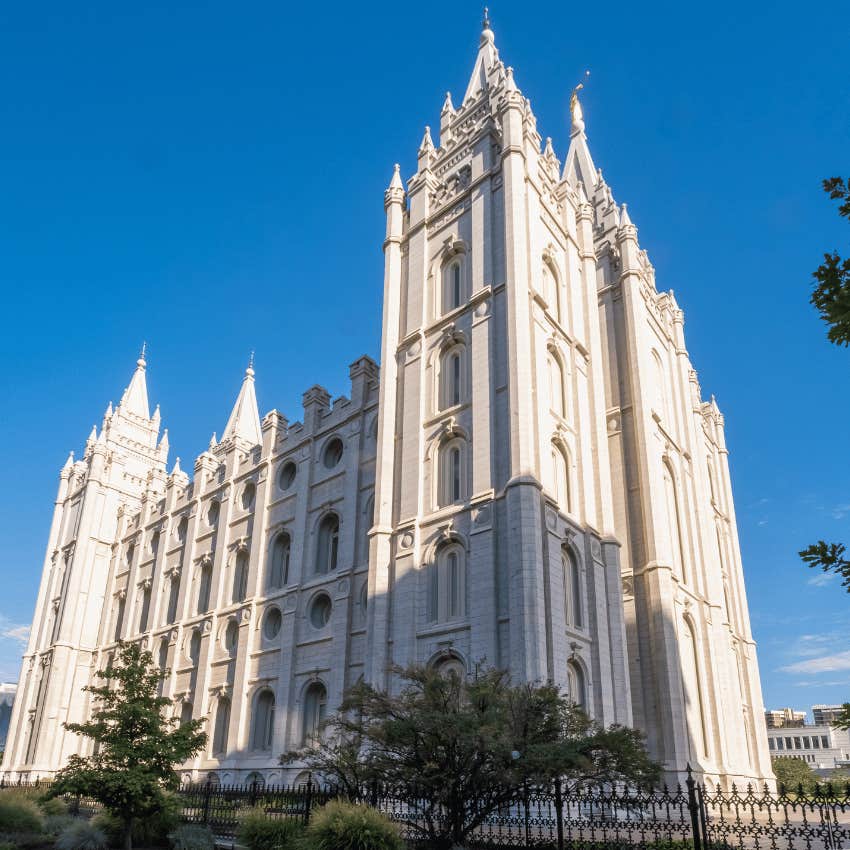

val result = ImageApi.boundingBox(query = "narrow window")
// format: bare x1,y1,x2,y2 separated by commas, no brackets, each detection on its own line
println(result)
567,661,586,709
138,584,151,633
180,702,193,726
548,352,566,417
448,551,460,619
112,596,125,643
232,550,249,603
252,690,275,751
302,682,328,746
166,574,180,624
268,533,290,589
563,548,582,628
188,629,202,665
197,562,212,615
316,515,340,574
663,460,687,583
552,443,571,512
430,545,466,623
451,352,461,406
213,697,231,755
451,447,461,502
452,264,461,308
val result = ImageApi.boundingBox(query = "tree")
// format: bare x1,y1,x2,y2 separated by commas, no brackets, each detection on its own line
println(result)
772,756,817,794
46,641,206,850
810,177,850,346
287,664,659,850
799,179,850,733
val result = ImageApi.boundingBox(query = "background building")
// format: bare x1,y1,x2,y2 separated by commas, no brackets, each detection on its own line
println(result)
0,684,16,751
813,705,848,726
1,15,773,789
765,708,807,728
766,706,850,772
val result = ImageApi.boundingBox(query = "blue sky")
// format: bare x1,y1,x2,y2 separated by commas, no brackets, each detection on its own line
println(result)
0,0,848,717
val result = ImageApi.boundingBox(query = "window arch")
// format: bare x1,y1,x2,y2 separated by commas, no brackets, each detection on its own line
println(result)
542,260,561,322
268,533,290,590
432,653,466,680
562,547,583,629
551,442,572,513
547,349,566,418
662,459,687,583
443,259,463,313
439,345,465,410
179,701,193,726
567,660,586,710
438,438,466,508
213,696,231,756
681,617,708,759
316,514,340,574
232,550,249,603
429,544,466,623
138,584,151,633
302,682,328,746
188,629,202,665
165,573,180,625
251,689,275,751
112,596,125,643
197,561,212,615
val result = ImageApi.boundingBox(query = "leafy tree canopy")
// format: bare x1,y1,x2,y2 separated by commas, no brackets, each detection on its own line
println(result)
47,641,206,850
771,756,817,793
287,664,659,850
811,177,850,346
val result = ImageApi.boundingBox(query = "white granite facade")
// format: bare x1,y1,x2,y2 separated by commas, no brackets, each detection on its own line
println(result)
1,17,773,788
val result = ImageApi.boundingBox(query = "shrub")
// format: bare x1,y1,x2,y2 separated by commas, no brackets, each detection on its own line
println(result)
55,820,108,850
93,791,181,847
45,813,80,836
237,809,305,850
168,823,216,850
39,795,68,817
304,801,403,850
0,792,44,833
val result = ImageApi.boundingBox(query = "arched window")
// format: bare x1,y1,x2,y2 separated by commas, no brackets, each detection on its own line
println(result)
165,574,180,624
433,654,466,680
706,458,717,504
150,531,160,558
179,701,193,726
246,771,266,788
680,617,708,759
316,514,340,574
176,516,188,544
444,261,463,312
241,481,256,511
547,350,566,418
438,438,466,508
542,261,561,322
251,690,276,751
361,495,375,565
138,584,151,633
662,459,687,583
207,500,220,528
197,561,212,615
323,437,344,469
567,660,586,709
429,544,466,623
563,547,583,629
157,637,169,696
268,533,290,590
651,350,668,424
112,596,125,643
188,629,202,665
439,346,464,410
551,442,571,513
213,696,231,756
302,682,328,746
232,550,249,603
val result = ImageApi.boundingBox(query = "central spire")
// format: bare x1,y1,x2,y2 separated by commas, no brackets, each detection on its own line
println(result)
118,343,151,419
221,357,262,446
462,8,501,104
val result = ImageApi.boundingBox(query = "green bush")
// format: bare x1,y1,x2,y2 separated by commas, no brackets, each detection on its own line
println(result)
45,813,80,836
168,823,216,850
0,792,44,833
237,809,305,850
55,820,108,850
93,792,181,848
38,795,68,817
304,801,403,850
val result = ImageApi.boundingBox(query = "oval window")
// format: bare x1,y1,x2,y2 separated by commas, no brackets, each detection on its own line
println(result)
309,594,332,629
323,438,344,469
241,482,256,510
263,607,282,640
279,461,297,490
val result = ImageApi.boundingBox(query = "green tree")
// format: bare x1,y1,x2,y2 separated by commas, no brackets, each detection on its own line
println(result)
772,756,817,793
46,641,206,850
287,664,659,850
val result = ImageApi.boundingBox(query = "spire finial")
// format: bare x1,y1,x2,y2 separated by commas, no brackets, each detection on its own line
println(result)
247,350,255,377
482,6,490,30
570,71,590,135
480,6,494,44
138,341,147,368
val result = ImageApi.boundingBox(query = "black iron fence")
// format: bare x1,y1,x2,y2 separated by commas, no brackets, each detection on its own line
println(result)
4,771,850,849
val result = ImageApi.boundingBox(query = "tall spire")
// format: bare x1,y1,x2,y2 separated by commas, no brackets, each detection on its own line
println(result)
221,357,262,445
563,82,598,191
462,8,501,104
118,343,151,419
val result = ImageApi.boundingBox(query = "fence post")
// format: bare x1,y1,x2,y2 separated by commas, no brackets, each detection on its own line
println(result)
304,773,314,826
250,778,259,808
523,781,530,847
554,778,564,850
370,778,379,809
685,764,703,850
202,778,212,826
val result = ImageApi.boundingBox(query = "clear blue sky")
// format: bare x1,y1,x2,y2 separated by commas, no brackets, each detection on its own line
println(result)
0,0,848,717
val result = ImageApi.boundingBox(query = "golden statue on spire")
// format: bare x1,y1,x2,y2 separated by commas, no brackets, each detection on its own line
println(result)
570,70,591,131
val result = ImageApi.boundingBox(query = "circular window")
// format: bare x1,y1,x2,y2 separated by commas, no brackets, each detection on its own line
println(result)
279,461,297,491
323,438,344,469
263,607,282,640
207,501,220,528
224,620,239,653
309,593,332,629
241,482,256,510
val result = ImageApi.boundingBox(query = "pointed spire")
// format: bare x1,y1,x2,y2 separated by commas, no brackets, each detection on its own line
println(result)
619,203,633,227
441,91,455,116
87,425,98,444
172,456,182,475
209,432,218,450
388,163,403,191
544,137,555,158
418,126,435,156
158,428,169,455
463,8,500,104
119,344,151,419
62,451,75,473
221,359,262,446
104,401,113,419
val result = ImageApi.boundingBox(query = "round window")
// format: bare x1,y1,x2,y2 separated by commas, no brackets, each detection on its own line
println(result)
263,607,282,640
309,593,332,629
279,461,297,490
207,501,220,527
323,438,344,469
242,482,256,510
224,620,239,652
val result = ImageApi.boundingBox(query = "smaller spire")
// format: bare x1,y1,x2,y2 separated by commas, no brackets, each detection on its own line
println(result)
152,403,161,424
505,66,517,93
172,456,182,475
209,432,217,450
441,91,455,115
104,401,113,419
388,163,403,191
620,203,633,227
159,428,169,453
62,451,75,472
419,126,435,155
120,346,151,419
543,137,555,158
87,425,98,444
